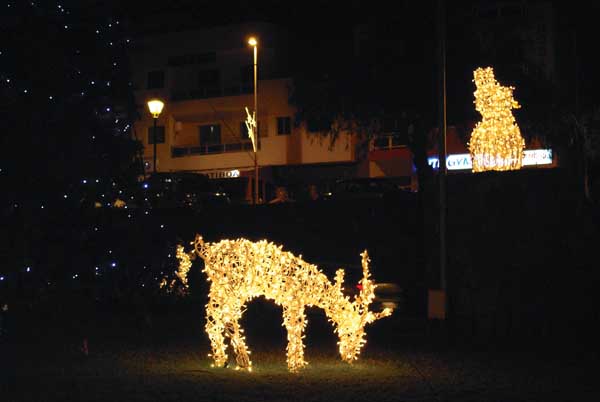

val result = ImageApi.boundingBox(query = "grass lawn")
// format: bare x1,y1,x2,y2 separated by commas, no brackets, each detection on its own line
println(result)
1,305,597,402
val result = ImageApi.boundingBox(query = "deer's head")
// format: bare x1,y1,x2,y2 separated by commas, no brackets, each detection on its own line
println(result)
332,251,393,363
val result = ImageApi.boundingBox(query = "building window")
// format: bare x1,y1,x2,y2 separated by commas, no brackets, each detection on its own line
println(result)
240,65,254,93
167,52,216,66
197,69,220,96
199,124,221,146
147,70,165,89
240,121,261,139
277,117,291,135
307,117,330,133
147,126,165,144
240,121,249,139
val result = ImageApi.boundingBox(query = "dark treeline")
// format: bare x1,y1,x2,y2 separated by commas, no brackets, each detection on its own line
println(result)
1,168,598,349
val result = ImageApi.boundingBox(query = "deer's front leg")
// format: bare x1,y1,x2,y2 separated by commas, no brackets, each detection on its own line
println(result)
205,296,228,367
283,304,307,372
228,306,252,371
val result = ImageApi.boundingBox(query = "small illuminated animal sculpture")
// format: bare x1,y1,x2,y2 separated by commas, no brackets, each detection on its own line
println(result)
175,234,392,372
469,67,525,172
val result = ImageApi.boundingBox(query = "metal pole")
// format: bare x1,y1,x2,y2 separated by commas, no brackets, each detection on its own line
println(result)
153,117,158,175
438,0,448,311
253,45,259,204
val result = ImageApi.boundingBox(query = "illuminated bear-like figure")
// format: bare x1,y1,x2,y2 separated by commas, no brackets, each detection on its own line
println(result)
175,234,392,372
469,67,525,172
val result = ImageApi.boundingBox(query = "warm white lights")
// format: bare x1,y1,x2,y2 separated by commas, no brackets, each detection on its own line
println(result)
174,235,393,372
147,99,164,118
248,37,257,46
468,67,525,172
244,106,257,152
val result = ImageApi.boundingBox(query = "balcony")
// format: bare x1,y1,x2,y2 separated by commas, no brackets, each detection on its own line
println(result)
171,84,254,101
172,141,261,157
368,133,411,164
370,133,409,151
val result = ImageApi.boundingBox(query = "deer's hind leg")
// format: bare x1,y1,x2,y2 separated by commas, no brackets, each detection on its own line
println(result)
283,304,307,372
205,295,228,367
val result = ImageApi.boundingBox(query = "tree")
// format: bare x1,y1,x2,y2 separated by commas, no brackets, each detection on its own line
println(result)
288,1,437,180
287,1,439,316
0,1,140,210
0,2,140,290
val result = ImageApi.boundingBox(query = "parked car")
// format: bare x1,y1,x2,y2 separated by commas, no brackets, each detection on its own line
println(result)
322,177,415,203
143,172,231,210
317,261,403,312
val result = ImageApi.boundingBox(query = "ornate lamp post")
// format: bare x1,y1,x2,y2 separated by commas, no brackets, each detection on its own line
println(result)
147,99,165,175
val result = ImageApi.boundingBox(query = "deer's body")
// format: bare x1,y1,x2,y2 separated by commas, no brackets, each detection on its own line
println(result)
179,235,392,372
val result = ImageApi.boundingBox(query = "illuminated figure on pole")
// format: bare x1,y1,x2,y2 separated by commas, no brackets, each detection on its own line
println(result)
244,106,257,153
173,235,393,372
469,67,525,172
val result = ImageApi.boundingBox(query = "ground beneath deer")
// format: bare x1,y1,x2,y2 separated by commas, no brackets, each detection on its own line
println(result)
1,309,596,402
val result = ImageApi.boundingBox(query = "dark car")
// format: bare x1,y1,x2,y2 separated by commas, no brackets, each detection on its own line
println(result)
143,172,231,210
322,177,415,203
317,261,403,313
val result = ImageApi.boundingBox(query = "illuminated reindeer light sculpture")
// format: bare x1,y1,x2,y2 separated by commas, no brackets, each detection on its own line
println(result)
175,235,393,372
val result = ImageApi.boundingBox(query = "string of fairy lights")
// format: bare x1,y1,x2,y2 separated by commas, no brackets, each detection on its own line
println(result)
0,2,181,290
171,235,392,372
1,2,131,111
0,178,180,288
468,67,526,172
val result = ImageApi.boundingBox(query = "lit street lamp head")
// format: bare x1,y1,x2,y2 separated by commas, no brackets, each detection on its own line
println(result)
248,37,257,47
147,99,164,118
147,99,165,175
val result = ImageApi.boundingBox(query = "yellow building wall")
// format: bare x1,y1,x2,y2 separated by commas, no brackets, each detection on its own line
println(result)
135,79,355,173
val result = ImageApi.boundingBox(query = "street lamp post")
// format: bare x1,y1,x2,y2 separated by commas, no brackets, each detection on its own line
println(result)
147,99,165,175
437,0,447,319
248,37,259,204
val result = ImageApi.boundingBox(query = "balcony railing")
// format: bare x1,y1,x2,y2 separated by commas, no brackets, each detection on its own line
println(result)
171,84,254,101
370,133,409,151
172,141,261,157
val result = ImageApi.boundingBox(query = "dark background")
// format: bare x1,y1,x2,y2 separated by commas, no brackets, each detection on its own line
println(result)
1,0,599,354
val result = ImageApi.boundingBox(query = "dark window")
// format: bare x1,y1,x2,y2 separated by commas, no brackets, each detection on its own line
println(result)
167,52,216,66
199,124,221,146
240,64,255,93
501,5,522,18
198,69,219,86
147,70,165,89
197,69,220,97
147,126,165,144
307,117,329,133
382,118,397,131
240,121,249,139
241,121,261,139
277,117,291,135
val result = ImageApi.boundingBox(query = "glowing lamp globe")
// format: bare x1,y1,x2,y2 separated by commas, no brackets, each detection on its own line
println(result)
248,37,257,46
147,99,164,118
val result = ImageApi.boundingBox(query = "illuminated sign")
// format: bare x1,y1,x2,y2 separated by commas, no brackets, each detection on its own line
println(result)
428,149,553,171
207,169,240,179
522,149,553,166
